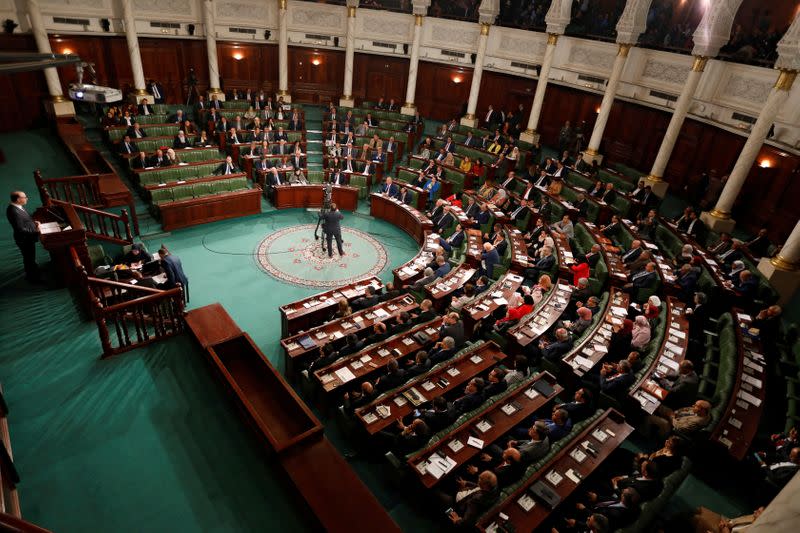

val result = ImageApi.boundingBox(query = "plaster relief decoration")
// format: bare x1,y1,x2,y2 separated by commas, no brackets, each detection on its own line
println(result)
40,0,112,15
642,58,688,85
722,75,772,104
568,45,615,71
428,22,479,49
216,1,268,24
497,34,546,61
290,7,343,31
134,0,192,16
358,13,411,41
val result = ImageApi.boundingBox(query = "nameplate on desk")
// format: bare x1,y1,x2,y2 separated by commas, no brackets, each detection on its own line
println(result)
545,470,563,486
467,436,484,449
447,367,460,377
362,412,378,424
476,419,492,433
524,387,540,400
591,428,609,442
393,395,407,407
422,381,436,392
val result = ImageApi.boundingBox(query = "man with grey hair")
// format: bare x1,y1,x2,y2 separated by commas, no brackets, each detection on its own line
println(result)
411,267,436,290
440,312,465,348
429,336,457,364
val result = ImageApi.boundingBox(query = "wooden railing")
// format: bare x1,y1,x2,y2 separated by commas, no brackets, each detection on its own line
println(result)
34,169,102,208
0,512,53,533
90,283,186,358
47,198,132,246
70,247,186,358
0,385,21,523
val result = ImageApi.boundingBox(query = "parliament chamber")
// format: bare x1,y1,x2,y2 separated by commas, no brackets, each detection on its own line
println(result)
2,0,800,532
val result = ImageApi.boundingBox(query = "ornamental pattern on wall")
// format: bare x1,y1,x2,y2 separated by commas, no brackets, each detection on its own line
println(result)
722,75,773,103
568,45,615,70
642,59,688,85
291,8,343,29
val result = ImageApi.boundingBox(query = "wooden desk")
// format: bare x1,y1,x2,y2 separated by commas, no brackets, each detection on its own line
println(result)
710,310,767,460
314,319,442,396
562,288,630,377
279,276,383,337
185,302,243,348
629,297,689,414
477,409,634,533
273,184,358,211
461,272,525,333
580,221,628,285
35,202,89,287
504,227,530,273
393,233,439,288
354,342,506,435
508,283,574,351
389,178,428,211
370,192,433,244
658,219,730,293
465,229,484,267
426,265,478,307
158,188,262,231
462,191,509,226
281,294,419,378
407,372,563,489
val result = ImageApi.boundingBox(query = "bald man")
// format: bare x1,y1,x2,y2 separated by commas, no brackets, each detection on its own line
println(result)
7,191,41,282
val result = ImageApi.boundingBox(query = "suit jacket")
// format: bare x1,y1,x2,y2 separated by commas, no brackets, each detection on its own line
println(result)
663,371,699,409
215,161,240,175
600,372,635,397
118,140,139,154
621,247,643,264
517,436,550,464
630,270,657,288
481,248,500,278
161,254,189,289
380,182,399,198
138,103,154,115
6,204,38,244
329,172,348,186
436,212,455,233
542,339,574,361
601,189,617,205
535,254,556,272
396,191,410,204
616,476,663,502
446,230,466,249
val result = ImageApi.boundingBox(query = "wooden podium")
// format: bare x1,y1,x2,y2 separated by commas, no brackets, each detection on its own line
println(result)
34,203,89,287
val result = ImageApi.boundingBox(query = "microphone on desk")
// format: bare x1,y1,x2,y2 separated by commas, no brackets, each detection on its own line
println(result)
45,207,66,224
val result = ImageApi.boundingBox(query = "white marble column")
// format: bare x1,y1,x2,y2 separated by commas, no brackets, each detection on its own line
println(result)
339,3,357,107
26,0,74,115
520,33,558,144
583,43,632,165
277,0,291,102
460,23,490,128
758,218,800,306
121,0,150,103
701,69,797,234
203,0,224,101
644,55,708,197
401,14,424,116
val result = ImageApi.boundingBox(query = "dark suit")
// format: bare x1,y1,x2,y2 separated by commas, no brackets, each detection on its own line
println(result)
601,189,617,205
329,172,348,186
118,140,139,154
160,253,189,300
148,82,165,103
214,161,239,175
600,372,636,398
440,230,465,252
481,248,500,278
322,209,344,257
6,204,39,280
380,182,398,198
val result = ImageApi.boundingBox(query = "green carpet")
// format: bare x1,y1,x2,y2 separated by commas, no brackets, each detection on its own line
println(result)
0,116,768,532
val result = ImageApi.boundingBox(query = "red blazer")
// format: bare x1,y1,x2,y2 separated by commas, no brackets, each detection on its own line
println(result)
570,262,590,286
499,303,533,323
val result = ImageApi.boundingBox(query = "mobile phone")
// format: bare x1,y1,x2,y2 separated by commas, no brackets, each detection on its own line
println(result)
413,409,421,417
445,507,454,515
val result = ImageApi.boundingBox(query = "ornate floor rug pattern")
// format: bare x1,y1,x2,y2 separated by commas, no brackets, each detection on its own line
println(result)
256,224,388,288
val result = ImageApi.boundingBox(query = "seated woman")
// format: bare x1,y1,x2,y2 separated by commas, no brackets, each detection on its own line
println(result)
443,151,455,167
459,155,472,173
470,158,485,180
289,168,307,184
333,298,352,319
478,179,496,200
631,315,652,351
547,177,564,196
165,148,180,165
569,254,590,287
244,105,257,120
674,244,695,269
531,274,552,305
495,294,535,330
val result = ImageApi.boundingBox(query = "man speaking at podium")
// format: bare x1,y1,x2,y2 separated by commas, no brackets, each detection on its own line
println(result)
322,202,345,258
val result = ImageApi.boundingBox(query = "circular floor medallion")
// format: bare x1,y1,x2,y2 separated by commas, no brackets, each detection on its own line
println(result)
256,224,388,288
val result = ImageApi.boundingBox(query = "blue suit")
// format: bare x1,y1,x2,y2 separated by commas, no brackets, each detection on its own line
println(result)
424,179,440,201
439,231,465,252
380,182,398,198
481,248,500,278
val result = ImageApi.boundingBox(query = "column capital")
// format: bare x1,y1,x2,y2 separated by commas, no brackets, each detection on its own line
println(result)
414,14,424,26
691,56,709,72
547,33,559,46
617,43,633,57
347,6,356,17
51,94,68,103
775,69,797,91
278,0,287,10
480,22,491,36
584,147,599,156
644,174,664,182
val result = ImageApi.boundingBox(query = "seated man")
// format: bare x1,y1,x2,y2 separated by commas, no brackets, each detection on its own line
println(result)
644,399,712,440
351,285,380,310
433,255,451,278
599,360,636,400
655,360,699,410
527,327,573,363
483,368,509,397
524,245,555,281
342,381,377,414
412,298,437,324
479,242,500,279
556,388,594,422
439,312,466,348
453,377,486,414
552,215,575,239
439,223,465,253
621,240,643,264
508,421,551,464
419,396,456,432
375,358,407,392
446,471,499,530
214,155,239,175
118,135,139,155
613,460,663,502
429,336,458,365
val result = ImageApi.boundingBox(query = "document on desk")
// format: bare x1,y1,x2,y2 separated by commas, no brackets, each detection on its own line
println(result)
660,356,679,371
373,308,390,319
737,390,762,406
38,222,61,234
742,374,763,389
467,436,484,449
669,329,686,339
574,355,594,369
334,367,356,383
565,469,582,484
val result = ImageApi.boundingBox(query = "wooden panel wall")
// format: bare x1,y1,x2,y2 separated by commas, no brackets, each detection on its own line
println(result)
351,53,409,104
414,61,473,121
288,47,344,104
3,34,797,239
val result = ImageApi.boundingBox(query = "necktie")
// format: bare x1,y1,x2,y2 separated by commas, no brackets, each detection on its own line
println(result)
226,164,231,175
276,174,281,185
144,106,149,115
125,143,130,152
153,85,160,99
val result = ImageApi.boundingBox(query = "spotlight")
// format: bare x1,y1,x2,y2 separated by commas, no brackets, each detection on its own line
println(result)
264,29,271,40
187,24,195,36
100,18,110,32
334,36,340,47
403,43,409,55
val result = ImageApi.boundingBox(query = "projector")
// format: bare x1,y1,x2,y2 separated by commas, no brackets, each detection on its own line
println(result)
68,83,123,103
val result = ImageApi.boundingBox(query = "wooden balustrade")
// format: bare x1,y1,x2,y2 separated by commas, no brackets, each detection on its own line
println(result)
48,198,132,245
34,170,102,208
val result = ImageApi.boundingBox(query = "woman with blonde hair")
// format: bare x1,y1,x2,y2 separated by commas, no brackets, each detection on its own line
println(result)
334,298,351,318
244,105,257,120
443,151,455,167
459,155,472,173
